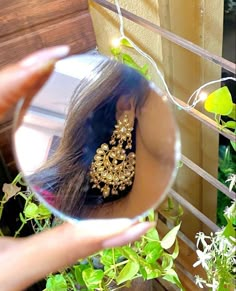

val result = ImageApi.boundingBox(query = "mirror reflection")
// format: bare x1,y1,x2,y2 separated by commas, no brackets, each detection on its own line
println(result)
14,53,180,220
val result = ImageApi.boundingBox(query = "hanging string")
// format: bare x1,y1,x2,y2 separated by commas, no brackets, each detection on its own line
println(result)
114,0,236,111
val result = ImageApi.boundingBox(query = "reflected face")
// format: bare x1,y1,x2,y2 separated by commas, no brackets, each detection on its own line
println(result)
13,54,180,221
136,88,178,163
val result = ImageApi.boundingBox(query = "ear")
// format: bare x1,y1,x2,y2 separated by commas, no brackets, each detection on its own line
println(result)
116,96,135,126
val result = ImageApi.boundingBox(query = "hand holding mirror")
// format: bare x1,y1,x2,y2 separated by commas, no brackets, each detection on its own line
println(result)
14,53,181,221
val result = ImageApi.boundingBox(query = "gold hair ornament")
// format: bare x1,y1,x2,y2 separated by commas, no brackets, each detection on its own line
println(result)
90,114,136,198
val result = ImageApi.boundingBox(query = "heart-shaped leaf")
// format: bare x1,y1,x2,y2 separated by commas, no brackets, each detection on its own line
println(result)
116,261,139,285
204,86,233,115
24,202,38,219
144,241,163,263
82,268,104,289
223,121,236,130
161,224,181,249
46,274,67,290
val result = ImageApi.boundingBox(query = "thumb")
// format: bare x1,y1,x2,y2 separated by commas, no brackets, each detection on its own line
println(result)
0,219,155,291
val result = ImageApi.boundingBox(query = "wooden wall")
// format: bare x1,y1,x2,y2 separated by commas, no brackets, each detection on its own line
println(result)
0,0,96,176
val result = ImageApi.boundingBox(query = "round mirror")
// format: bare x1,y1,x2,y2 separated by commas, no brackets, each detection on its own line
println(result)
13,53,181,221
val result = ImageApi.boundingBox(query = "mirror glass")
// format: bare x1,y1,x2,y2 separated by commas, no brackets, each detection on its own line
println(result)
13,53,181,221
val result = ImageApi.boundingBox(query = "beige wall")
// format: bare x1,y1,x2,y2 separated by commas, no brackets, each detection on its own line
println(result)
158,0,223,238
89,0,223,240
89,0,164,86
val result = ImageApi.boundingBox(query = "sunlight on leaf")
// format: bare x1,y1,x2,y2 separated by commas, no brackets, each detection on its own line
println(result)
24,202,38,218
204,86,233,115
120,38,133,48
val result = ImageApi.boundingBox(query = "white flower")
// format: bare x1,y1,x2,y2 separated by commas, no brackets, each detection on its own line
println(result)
225,174,236,192
195,232,211,248
193,250,211,270
195,275,206,288
206,278,219,291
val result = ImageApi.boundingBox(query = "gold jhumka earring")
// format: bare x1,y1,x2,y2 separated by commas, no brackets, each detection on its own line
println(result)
90,114,136,198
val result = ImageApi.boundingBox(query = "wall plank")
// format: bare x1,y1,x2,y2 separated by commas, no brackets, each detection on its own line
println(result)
0,0,96,174
0,12,96,67
0,0,88,38
158,0,222,240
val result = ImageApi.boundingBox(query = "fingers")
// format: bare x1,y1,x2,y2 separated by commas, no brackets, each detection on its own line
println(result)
0,220,155,291
0,46,70,119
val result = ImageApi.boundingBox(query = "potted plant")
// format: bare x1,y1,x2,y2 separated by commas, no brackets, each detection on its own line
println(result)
1,174,184,291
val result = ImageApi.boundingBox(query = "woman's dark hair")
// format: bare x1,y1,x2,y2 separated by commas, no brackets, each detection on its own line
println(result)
30,56,150,218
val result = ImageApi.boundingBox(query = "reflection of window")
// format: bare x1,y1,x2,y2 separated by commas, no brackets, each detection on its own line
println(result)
15,126,53,174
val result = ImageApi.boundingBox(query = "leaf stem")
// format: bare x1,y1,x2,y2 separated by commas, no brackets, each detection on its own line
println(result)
0,195,6,221
14,221,27,238
11,173,22,185
104,260,128,276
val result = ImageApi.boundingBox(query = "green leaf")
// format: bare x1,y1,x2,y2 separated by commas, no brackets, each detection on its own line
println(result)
230,140,236,151
222,220,235,239
134,241,141,249
19,212,26,224
161,254,173,270
139,266,147,280
166,197,175,210
145,228,159,241
116,261,139,285
140,63,149,75
171,240,179,259
82,268,104,290
161,224,181,249
147,209,156,222
222,121,236,130
204,86,233,115
120,246,139,262
111,47,121,57
230,129,236,151
228,103,236,120
37,204,51,218
24,202,38,219
163,269,184,290
120,38,133,48
104,265,115,278
74,265,90,286
144,263,162,280
46,274,67,291
100,248,122,266
144,241,163,263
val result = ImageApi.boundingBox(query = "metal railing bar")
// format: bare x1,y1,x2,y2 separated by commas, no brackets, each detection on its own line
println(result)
175,98,235,141
93,0,236,74
169,189,219,232
181,155,235,200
